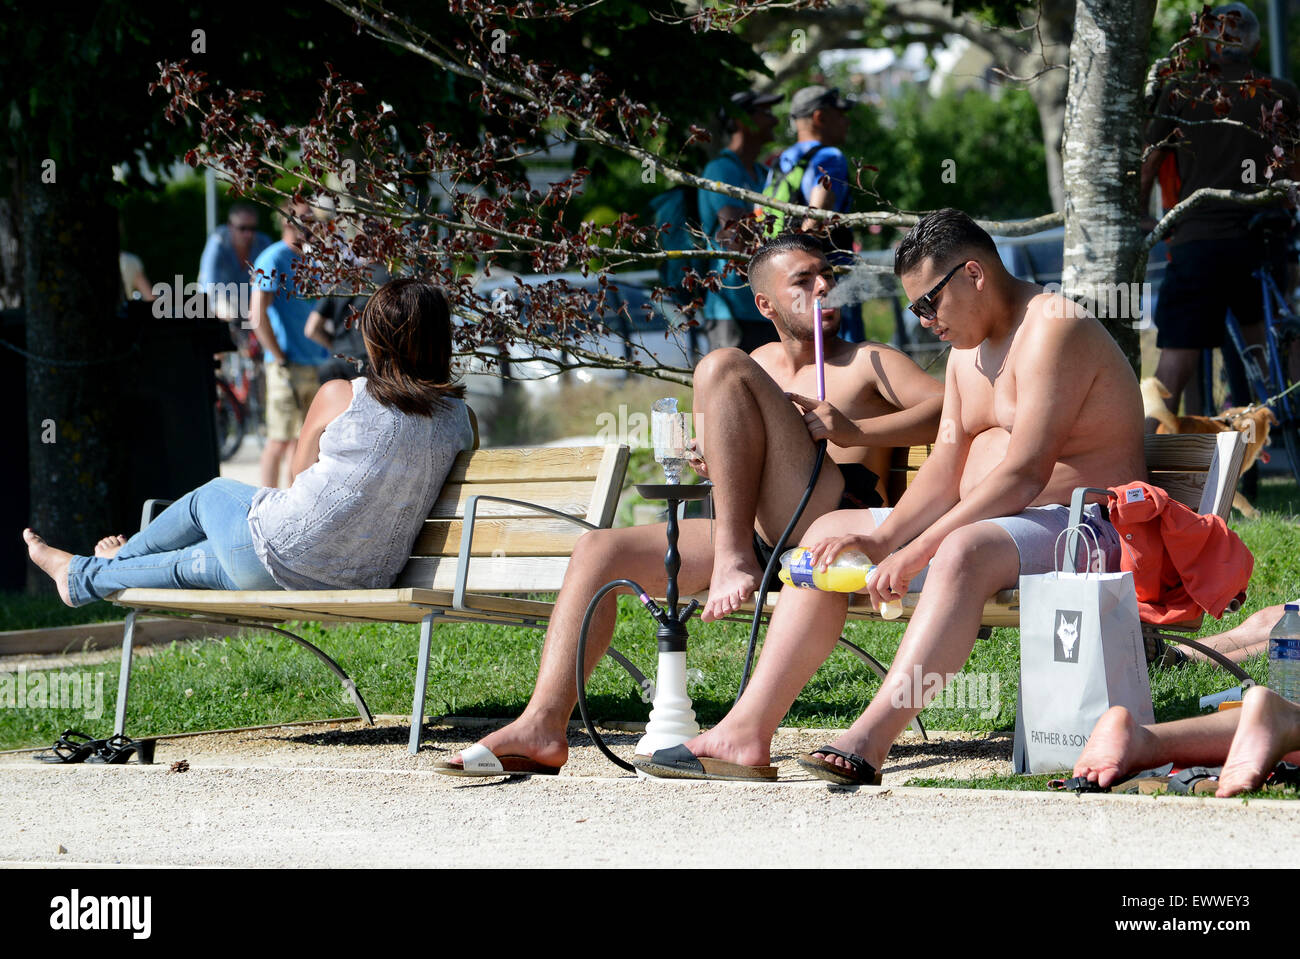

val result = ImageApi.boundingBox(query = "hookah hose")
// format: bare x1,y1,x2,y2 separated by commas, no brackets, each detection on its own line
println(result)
575,578,698,773
734,439,825,704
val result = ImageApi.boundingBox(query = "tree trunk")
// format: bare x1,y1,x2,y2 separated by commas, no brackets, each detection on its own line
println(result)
20,147,133,591
1026,0,1076,212
1060,0,1158,371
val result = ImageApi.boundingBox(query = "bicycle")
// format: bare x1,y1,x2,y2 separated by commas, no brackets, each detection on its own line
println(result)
1219,212,1300,488
214,331,266,462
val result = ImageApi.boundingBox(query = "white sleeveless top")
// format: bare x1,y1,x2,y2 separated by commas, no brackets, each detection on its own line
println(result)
247,378,474,589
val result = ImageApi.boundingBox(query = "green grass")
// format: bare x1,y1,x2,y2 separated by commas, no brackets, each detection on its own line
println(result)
901,773,1300,799
3,482,1296,772
0,592,125,632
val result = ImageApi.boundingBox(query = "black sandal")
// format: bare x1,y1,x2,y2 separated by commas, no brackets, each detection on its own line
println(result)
797,746,883,786
34,729,104,764
1266,761,1300,789
1166,766,1221,795
86,735,156,765
1048,776,1109,793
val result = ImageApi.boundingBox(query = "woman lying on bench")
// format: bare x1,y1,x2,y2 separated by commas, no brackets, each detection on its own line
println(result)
25,278,475,605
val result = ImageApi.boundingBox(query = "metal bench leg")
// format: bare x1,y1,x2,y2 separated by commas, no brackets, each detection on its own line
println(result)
240,622,375,725
409,611,439,755
113,610,138,737
835,636,928,741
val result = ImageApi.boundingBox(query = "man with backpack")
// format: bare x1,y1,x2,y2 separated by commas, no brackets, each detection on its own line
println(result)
697,90,782,352
759,85,865,341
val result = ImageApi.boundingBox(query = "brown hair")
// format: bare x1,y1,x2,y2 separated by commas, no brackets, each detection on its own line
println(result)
359,278,464,416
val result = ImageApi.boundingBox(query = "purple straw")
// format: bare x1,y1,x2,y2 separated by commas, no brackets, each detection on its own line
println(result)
813,297,826,401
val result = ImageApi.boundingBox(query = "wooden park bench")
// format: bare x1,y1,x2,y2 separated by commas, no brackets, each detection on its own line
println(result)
107,443,630,754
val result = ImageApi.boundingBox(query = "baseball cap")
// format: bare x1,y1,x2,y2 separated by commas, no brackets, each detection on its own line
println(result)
729,90,783,113
789,85,853,118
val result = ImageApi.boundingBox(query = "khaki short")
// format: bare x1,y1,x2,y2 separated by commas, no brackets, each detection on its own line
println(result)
265,362,320,441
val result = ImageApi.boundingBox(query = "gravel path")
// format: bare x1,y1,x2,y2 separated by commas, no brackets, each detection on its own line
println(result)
3,717,1297,868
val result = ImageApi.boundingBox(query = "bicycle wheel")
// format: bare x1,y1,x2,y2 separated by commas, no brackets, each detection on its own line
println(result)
215,380,244,461
1273,320,1300,488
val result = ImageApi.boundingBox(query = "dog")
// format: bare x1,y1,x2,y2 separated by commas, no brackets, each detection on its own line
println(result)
1140,377,1277,518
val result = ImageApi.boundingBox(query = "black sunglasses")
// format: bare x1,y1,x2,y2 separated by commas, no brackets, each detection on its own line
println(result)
907,261,965,322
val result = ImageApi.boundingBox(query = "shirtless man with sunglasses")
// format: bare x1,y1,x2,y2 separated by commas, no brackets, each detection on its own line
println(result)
635,207,1147,785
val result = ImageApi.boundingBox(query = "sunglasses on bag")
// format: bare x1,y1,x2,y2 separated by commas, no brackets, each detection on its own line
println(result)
907,261,966,322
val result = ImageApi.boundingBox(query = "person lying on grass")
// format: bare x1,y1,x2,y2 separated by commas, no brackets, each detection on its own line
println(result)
435,232,944,778
25,278,475,604
634,207,1147,785
1172,602,1292,665
1074,684,1300,797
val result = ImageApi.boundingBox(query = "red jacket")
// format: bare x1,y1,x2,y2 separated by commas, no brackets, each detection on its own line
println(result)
1107,481,1252,625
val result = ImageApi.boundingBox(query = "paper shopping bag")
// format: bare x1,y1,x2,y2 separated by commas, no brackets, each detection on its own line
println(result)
1013,566,1154,775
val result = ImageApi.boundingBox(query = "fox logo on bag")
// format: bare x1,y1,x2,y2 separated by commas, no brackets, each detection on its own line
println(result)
1053,610,1082,663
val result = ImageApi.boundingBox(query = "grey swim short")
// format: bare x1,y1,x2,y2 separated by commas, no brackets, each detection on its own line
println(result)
867,503,1122,592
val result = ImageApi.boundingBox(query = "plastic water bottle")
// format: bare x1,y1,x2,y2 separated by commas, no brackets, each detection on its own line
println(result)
777,547,904,620
1268,604,1300,703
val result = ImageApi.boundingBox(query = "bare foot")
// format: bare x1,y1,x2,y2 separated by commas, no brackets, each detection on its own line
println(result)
448,716,570,770
1216,686,1300,797
23,529,75,607
670,723,772,768
701,553,761,623
94,534,127,559
1073,706,1157,788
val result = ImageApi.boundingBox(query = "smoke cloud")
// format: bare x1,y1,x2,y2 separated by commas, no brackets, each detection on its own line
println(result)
822,262,900,309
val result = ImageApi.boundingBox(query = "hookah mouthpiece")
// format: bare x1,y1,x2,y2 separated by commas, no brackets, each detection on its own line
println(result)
813,297,826,402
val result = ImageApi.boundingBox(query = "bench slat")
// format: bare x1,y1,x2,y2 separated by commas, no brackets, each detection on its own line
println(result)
430,481,597,519
394,555,571,592
446,446,610,483
1143,433,1222,471
1147,472,1209,512
411,518,586,557
110,587,557,625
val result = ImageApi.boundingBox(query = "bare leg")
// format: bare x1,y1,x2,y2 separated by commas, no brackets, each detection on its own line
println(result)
808,522,1021,774
1074,705,1243,788
1147,348,1199,432
693,348,844,622
672,509,881,767
680,518,1019,772
23,530,74,606
94,534,127,559
1217,686,1300,796
1181,604,1284,665
456,520,718,768
260,438,295,488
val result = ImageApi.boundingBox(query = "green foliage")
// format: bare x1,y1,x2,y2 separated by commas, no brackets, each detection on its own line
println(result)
844,85,1051,238
0,593,124,632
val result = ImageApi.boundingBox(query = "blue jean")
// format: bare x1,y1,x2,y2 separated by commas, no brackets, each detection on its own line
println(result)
66,478,281,606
